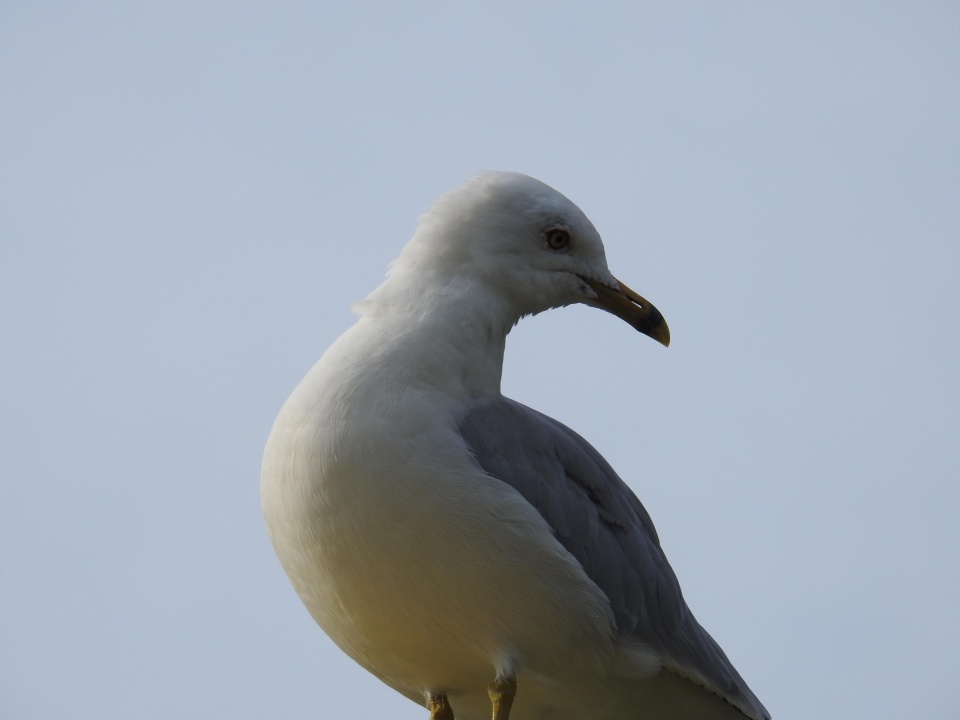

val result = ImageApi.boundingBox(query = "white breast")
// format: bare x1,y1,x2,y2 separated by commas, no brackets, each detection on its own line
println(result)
260,322,617,709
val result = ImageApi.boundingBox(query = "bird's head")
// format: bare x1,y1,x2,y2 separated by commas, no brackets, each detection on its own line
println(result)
362,171,669,347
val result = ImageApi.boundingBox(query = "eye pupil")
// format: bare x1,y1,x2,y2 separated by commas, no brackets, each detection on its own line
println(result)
546,228,571,250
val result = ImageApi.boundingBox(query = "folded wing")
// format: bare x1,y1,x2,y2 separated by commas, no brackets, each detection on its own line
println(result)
459,397,769,720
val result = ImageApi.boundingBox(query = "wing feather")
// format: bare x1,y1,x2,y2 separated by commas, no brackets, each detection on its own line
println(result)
459,397,769,720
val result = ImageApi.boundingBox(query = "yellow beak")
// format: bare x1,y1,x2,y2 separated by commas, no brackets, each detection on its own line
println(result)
582,276,670,347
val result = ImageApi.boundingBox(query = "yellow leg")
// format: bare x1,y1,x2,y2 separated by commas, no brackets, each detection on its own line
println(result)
487,677,516,720
427,692,454,720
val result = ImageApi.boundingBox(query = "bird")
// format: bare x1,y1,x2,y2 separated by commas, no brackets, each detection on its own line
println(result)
261,171,770,720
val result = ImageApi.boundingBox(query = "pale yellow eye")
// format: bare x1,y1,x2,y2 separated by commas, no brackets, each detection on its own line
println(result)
545,228,571,251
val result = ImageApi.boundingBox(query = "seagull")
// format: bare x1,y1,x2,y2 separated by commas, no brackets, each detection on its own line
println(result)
261,172,770,720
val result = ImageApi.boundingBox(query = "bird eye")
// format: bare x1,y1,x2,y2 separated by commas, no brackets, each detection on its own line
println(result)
545,228,571,251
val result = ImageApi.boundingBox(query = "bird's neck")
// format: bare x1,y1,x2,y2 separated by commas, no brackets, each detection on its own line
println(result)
352,290,515,402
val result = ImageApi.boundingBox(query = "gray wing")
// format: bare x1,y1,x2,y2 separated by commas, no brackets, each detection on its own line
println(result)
459,397,770,720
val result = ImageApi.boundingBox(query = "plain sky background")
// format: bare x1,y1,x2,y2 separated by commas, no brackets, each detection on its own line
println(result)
2,3,958,719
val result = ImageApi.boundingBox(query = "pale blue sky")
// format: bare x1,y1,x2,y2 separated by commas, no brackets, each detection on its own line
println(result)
2,3,958,719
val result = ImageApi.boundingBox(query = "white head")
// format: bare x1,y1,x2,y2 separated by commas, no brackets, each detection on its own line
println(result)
359,172,669,346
